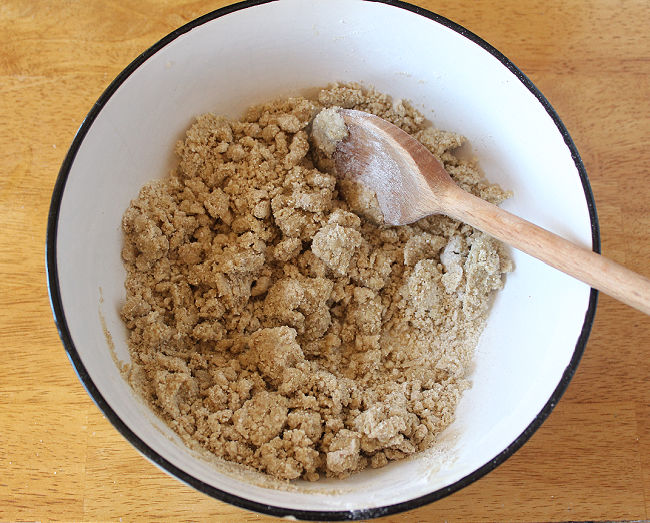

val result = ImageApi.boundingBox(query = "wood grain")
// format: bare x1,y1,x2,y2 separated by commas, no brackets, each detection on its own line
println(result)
1,0,648,521
338,109,650,313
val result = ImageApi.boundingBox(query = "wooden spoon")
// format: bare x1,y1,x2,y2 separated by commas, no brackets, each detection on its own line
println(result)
332,109,650,315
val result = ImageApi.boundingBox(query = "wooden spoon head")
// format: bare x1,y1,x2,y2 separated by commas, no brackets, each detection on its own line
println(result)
333,109,455,225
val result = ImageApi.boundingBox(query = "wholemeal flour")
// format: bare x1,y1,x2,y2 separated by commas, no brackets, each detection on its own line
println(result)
120,84,512,481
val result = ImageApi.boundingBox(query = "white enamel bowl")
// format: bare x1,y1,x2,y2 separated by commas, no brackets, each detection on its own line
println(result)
47,0,598,519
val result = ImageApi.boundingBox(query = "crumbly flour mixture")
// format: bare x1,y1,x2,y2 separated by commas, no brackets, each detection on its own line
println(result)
121,84,512,481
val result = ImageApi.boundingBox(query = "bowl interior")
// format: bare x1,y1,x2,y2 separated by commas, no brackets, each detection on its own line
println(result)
51,0,594,516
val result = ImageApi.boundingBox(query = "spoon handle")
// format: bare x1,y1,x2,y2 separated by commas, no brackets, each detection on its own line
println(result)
440,186,650,315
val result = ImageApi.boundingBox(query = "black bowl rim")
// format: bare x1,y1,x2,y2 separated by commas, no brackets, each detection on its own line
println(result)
46,0,599,520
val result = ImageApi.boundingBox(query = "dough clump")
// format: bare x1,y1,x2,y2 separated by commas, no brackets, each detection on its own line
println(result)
121,83,512,481
311,106,348,156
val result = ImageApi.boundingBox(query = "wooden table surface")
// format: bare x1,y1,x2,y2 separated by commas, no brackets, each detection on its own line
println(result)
1,1,649,521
